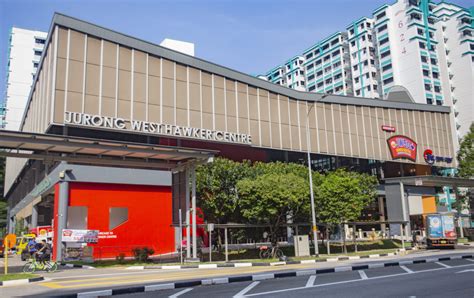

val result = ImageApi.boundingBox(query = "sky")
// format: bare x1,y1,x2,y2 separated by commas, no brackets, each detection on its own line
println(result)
1,0,472,102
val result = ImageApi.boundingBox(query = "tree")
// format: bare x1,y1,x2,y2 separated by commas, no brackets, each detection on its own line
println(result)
237,173,310,248
196,157,252,224
315,169,378,252
455,123,474,222
457,123,474,178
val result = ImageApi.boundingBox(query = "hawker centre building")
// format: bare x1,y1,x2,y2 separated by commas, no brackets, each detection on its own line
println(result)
2,14,469,261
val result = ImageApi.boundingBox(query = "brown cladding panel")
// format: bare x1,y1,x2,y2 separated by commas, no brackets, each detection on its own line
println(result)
162,106,174,124
86,36,101,65
56,58,66,91
148,76,160,105
271,123,281,148
259,92,269,122
299,102,307,151
57,28,68,59
102,66,116,98
134,72,146,103
227,116,237,132
239,117,249,135
202,112,213,130
162,59,174,79
69,30,85,62
68,59,83,93
202,85,212,114
85,94,99,115
176,80,187,109
54,90,65,123
261,121,271,147
226,90,236,117
149,104,160,122
118,71,131,101
237,88,248,120
189,68,200,84
119,47,132,71
102,96,115,117
190,110,201,128
162,78,174,107
215,114,226,131
176,109,187,127
117,99,130,119
281,124,291,149
214,84,225,115
134,50,147,74
176,64,186,82
103,41,117,68
248,92,258,120
250,120,260,146
67,91,82,113
189,83,200,111
86,64,100,96
148,56,161,77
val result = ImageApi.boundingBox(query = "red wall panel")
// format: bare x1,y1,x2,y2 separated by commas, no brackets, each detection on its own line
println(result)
66,182,174,259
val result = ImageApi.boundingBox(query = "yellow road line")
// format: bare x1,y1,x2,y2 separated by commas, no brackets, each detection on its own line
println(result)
39,263,321,290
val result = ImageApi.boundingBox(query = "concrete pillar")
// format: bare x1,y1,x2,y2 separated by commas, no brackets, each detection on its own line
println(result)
31,205,39,228
378,196,386,231
185,168,191,259
385,182,411,238
9,216,15,234
55,181,69,262
191,165,197,259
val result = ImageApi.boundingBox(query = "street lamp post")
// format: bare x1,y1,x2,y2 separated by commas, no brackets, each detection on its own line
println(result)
306,94,328,256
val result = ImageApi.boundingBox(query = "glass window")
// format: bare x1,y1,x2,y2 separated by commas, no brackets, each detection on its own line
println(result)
110,207,129,230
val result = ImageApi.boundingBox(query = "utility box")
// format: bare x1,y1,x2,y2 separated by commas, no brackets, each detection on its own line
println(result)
294,235,310,257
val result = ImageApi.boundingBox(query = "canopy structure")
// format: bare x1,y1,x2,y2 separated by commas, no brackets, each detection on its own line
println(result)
385,176,474,188
0,130,216,170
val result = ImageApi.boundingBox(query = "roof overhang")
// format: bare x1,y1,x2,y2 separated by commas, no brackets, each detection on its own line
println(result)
384,175,474,188
0,130,216,170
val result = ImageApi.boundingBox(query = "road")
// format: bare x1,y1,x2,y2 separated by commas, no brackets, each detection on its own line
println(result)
1,249,473,297
119,258,474,297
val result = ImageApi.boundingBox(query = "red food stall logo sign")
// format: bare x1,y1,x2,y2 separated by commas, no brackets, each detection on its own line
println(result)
387,135,417,161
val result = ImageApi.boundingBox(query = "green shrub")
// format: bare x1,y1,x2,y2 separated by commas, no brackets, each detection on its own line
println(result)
116,253,126,264
132,247,154,262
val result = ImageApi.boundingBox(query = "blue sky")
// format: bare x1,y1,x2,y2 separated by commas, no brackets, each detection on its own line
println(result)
1,0,472,101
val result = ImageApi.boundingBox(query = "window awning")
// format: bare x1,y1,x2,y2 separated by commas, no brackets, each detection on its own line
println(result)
0,130,216,170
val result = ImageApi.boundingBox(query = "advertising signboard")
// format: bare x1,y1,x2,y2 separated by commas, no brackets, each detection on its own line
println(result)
441,214,456,238
387,135,417,161
427,215,443,238
62,229,99,243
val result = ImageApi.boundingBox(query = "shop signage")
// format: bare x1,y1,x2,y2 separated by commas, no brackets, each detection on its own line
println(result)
387,135,417,161
62,229,99,243
423,149,453,165
381,125,396,132
30,177,51,197
64,111,252,145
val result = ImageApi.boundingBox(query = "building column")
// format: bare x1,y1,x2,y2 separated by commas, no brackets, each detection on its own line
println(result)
378,197,386,232
185,168,191,259
191,165,197,259
55,181,69,262
31,204,39,228
385,182,411,239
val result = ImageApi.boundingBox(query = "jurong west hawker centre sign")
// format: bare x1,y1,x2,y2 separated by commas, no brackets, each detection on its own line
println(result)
64,111,253,145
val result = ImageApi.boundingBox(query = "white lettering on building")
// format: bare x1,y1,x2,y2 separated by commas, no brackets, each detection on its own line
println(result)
64,111,252,145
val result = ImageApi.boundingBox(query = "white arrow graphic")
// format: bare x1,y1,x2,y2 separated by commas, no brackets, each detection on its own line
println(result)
456,269,474,274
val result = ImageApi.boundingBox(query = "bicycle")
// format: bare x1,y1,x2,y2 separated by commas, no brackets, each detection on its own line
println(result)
23,257,58,273
258,245,284,259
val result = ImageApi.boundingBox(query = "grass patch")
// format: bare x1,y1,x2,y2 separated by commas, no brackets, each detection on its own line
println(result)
0,273,39,282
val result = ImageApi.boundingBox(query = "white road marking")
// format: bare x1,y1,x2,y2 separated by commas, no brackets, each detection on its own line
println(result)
77,290,112,297
358,270,368,280
435,262,451,268
245,263,474,297
400,265,414,273
234,281,260,297
169,287,193,297
465,259,474,263
305,275,316,287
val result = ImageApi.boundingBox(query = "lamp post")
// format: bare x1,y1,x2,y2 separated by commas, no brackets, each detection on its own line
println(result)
306,94,328,256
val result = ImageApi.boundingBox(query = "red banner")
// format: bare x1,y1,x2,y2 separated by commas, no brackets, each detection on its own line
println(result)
387,135,417,161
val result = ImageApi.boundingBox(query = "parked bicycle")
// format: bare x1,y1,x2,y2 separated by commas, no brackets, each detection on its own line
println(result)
258,245,284,259
23,257,58,273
